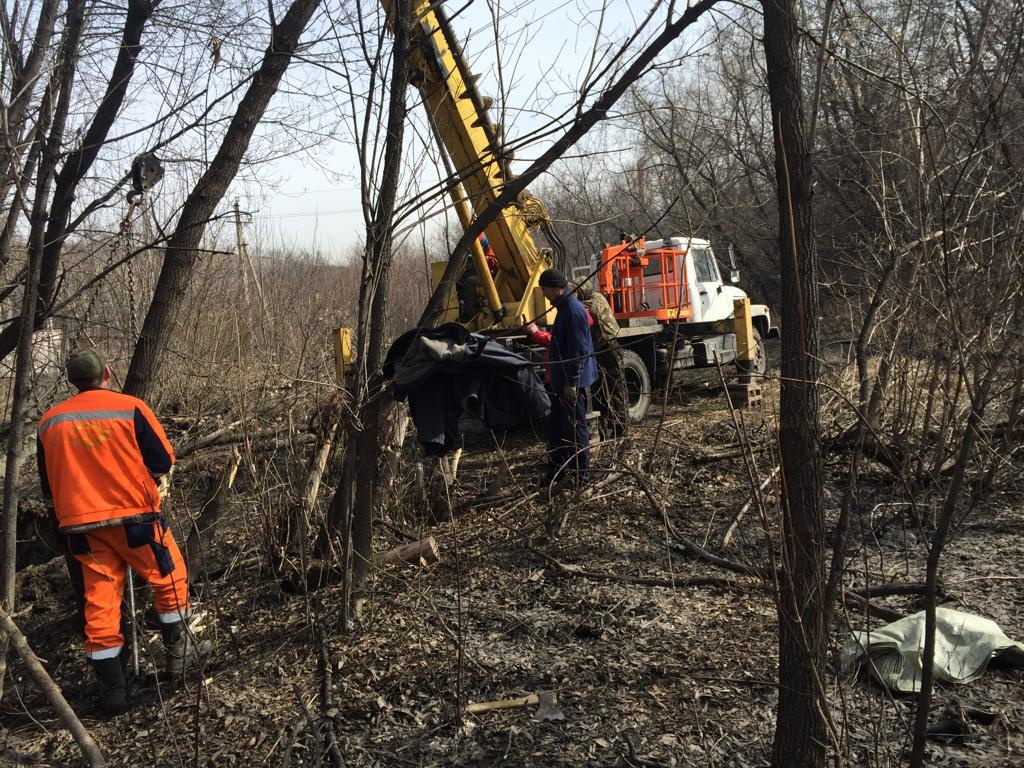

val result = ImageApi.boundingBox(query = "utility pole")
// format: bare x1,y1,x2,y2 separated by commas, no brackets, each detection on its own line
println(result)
233,200,268,319
233,200,250,305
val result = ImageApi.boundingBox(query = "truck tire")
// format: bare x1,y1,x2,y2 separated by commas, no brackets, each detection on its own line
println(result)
621,349,651,423
737,328,766,376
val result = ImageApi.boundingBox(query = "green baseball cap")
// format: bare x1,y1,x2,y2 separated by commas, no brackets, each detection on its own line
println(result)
66,349,106,381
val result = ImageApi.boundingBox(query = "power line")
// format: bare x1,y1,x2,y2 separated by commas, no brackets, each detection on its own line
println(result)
274,186,363,197
251,208,362,220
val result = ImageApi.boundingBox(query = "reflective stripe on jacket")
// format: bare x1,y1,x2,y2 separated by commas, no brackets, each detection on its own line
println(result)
37,389,175,529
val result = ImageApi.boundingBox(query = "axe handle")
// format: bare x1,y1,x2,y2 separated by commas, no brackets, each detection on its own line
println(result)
466,694,539,714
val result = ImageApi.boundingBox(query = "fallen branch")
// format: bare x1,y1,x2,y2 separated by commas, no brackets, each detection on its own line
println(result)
278,715,308,768
289,685,321,768
175,417,245,458
849,582,943,600
694,443,768,463
281,536,440,593
374,518,420,543
721,465,780,547
0,609,107,767
314,610,344,768
528,546,742,590
842,591,906,623
177,425,312,460
627,468,760,578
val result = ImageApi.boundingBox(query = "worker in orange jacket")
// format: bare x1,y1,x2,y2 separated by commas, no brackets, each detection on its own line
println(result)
37,349,209,715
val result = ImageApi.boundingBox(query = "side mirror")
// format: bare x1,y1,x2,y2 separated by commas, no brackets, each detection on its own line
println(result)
726,242,740,284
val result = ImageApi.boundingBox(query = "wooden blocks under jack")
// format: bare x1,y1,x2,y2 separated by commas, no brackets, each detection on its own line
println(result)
727,380,763,408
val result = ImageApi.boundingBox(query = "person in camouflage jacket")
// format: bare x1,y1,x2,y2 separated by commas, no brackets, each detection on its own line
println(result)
573,280,629,437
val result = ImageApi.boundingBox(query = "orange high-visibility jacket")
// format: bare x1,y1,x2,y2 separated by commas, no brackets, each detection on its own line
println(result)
37,389,175,530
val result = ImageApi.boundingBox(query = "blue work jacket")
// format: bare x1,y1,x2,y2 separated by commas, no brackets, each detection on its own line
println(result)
549,291,598,390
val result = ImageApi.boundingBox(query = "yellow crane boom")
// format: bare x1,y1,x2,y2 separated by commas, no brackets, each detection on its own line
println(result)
384,0,555,329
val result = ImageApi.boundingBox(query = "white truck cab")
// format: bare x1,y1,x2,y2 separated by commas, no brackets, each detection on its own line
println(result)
573,235,778,421
638,237,751,324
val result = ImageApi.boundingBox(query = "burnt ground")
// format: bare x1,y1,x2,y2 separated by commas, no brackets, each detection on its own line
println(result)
3,356,1023,767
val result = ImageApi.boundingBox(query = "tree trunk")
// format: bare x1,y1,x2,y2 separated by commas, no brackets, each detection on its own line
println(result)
0,0,87,701
762,1,827,766
324,0,411,590
183,447,241,577
121,0,323,399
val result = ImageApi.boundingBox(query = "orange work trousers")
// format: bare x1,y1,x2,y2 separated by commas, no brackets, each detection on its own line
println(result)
65,518,190,659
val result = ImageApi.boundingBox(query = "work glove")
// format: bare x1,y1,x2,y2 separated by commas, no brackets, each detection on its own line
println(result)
154,465,174,500
419,336,467,362
156,474,171,500
561,384,578,406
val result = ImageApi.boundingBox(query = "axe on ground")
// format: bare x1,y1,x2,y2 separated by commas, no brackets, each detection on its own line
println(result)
466,691,564,721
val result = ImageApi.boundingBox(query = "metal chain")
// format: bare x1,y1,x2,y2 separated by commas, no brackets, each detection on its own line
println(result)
126,200,139,340
41,200,138,408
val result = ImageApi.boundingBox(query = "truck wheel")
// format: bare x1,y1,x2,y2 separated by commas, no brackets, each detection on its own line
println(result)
621,349,651,423
737,328,766,376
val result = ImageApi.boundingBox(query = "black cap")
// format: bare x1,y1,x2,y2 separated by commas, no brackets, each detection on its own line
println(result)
538,268,567,288
67,349,106,381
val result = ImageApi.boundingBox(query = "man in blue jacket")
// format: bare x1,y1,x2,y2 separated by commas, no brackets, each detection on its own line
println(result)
538,268,597,486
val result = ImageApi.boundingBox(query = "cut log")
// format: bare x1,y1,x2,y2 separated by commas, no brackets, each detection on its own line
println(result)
376,536,439,567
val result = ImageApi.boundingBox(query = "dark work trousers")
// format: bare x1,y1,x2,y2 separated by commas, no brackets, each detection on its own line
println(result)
547,388,590,483
593,342,628,438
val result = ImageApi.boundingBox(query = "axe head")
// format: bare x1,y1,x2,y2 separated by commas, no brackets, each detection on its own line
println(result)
533,691,564,722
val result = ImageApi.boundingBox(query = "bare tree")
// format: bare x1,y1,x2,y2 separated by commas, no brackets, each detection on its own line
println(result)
0,0,60,262
762,0,828,766
324,0,413,591
0,0,88,700
0,0,159,360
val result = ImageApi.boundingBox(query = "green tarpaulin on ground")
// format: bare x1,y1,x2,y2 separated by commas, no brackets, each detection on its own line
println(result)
842,607,1024,693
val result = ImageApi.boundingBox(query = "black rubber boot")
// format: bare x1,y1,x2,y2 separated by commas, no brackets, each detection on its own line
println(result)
161,620,212,678
90,657,128,716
